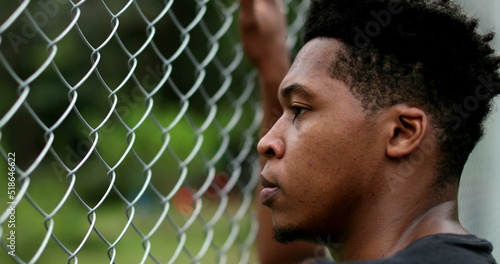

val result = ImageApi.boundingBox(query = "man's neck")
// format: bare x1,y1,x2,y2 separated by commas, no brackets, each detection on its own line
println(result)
328,194,467,262
387,200,468,253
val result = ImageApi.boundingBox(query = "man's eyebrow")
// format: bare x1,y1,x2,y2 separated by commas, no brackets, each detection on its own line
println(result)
280,83,314,100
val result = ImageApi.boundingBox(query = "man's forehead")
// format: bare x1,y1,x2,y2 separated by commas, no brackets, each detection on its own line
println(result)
287,39,342,75
294,38,344,63
280,38,344,96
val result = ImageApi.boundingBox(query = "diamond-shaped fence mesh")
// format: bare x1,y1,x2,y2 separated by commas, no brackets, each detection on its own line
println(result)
0,0,308,263
1,0,499,263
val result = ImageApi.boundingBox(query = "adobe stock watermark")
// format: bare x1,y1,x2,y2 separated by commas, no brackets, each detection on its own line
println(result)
444,74,500,130
6,152,17,256
353,0,404,49
7,0,69,53
384,138,435,193
384,73,500,192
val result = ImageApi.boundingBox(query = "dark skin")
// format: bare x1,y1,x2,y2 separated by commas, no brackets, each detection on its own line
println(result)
239,0,325,262
240,0,469,263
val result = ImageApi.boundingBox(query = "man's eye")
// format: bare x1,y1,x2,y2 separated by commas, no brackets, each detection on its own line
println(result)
292,106,309,118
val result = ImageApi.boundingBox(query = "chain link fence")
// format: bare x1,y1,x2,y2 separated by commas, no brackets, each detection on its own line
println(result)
0,0,307,263
0,0,499,263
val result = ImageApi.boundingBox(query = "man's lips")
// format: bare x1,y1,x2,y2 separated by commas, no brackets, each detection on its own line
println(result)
260,176,279,205
260,187,279,205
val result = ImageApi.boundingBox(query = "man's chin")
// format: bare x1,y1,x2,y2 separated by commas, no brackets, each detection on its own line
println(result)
273,225,306,244
274,225,340,247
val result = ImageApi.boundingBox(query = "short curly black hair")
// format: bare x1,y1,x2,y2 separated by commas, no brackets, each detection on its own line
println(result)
304,0,500,183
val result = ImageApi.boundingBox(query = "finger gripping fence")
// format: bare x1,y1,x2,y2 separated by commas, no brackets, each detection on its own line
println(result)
0,0,307,263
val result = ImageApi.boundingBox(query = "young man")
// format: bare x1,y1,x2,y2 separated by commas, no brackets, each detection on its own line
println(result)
239,0,500,263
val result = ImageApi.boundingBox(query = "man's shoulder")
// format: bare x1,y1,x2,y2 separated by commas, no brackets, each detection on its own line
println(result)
313,234,496,264
385,233,496,264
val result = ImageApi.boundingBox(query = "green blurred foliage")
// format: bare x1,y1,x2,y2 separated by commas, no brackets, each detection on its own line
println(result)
0,0,257,198
1,0,260,262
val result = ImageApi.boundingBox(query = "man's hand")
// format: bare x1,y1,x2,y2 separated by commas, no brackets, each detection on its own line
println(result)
239,0,289,71
239,0,289,134
239,1,326,263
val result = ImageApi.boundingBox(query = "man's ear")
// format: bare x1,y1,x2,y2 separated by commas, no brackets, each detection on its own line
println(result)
386,105,428,158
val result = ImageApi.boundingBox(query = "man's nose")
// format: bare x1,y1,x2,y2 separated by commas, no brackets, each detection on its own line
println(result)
257,122,285,159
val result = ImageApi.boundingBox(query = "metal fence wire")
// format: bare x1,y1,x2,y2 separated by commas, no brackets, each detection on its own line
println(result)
1,0,499,264
0,0,308,263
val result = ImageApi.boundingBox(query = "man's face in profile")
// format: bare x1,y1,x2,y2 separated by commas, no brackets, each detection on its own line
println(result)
258,38,388,243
